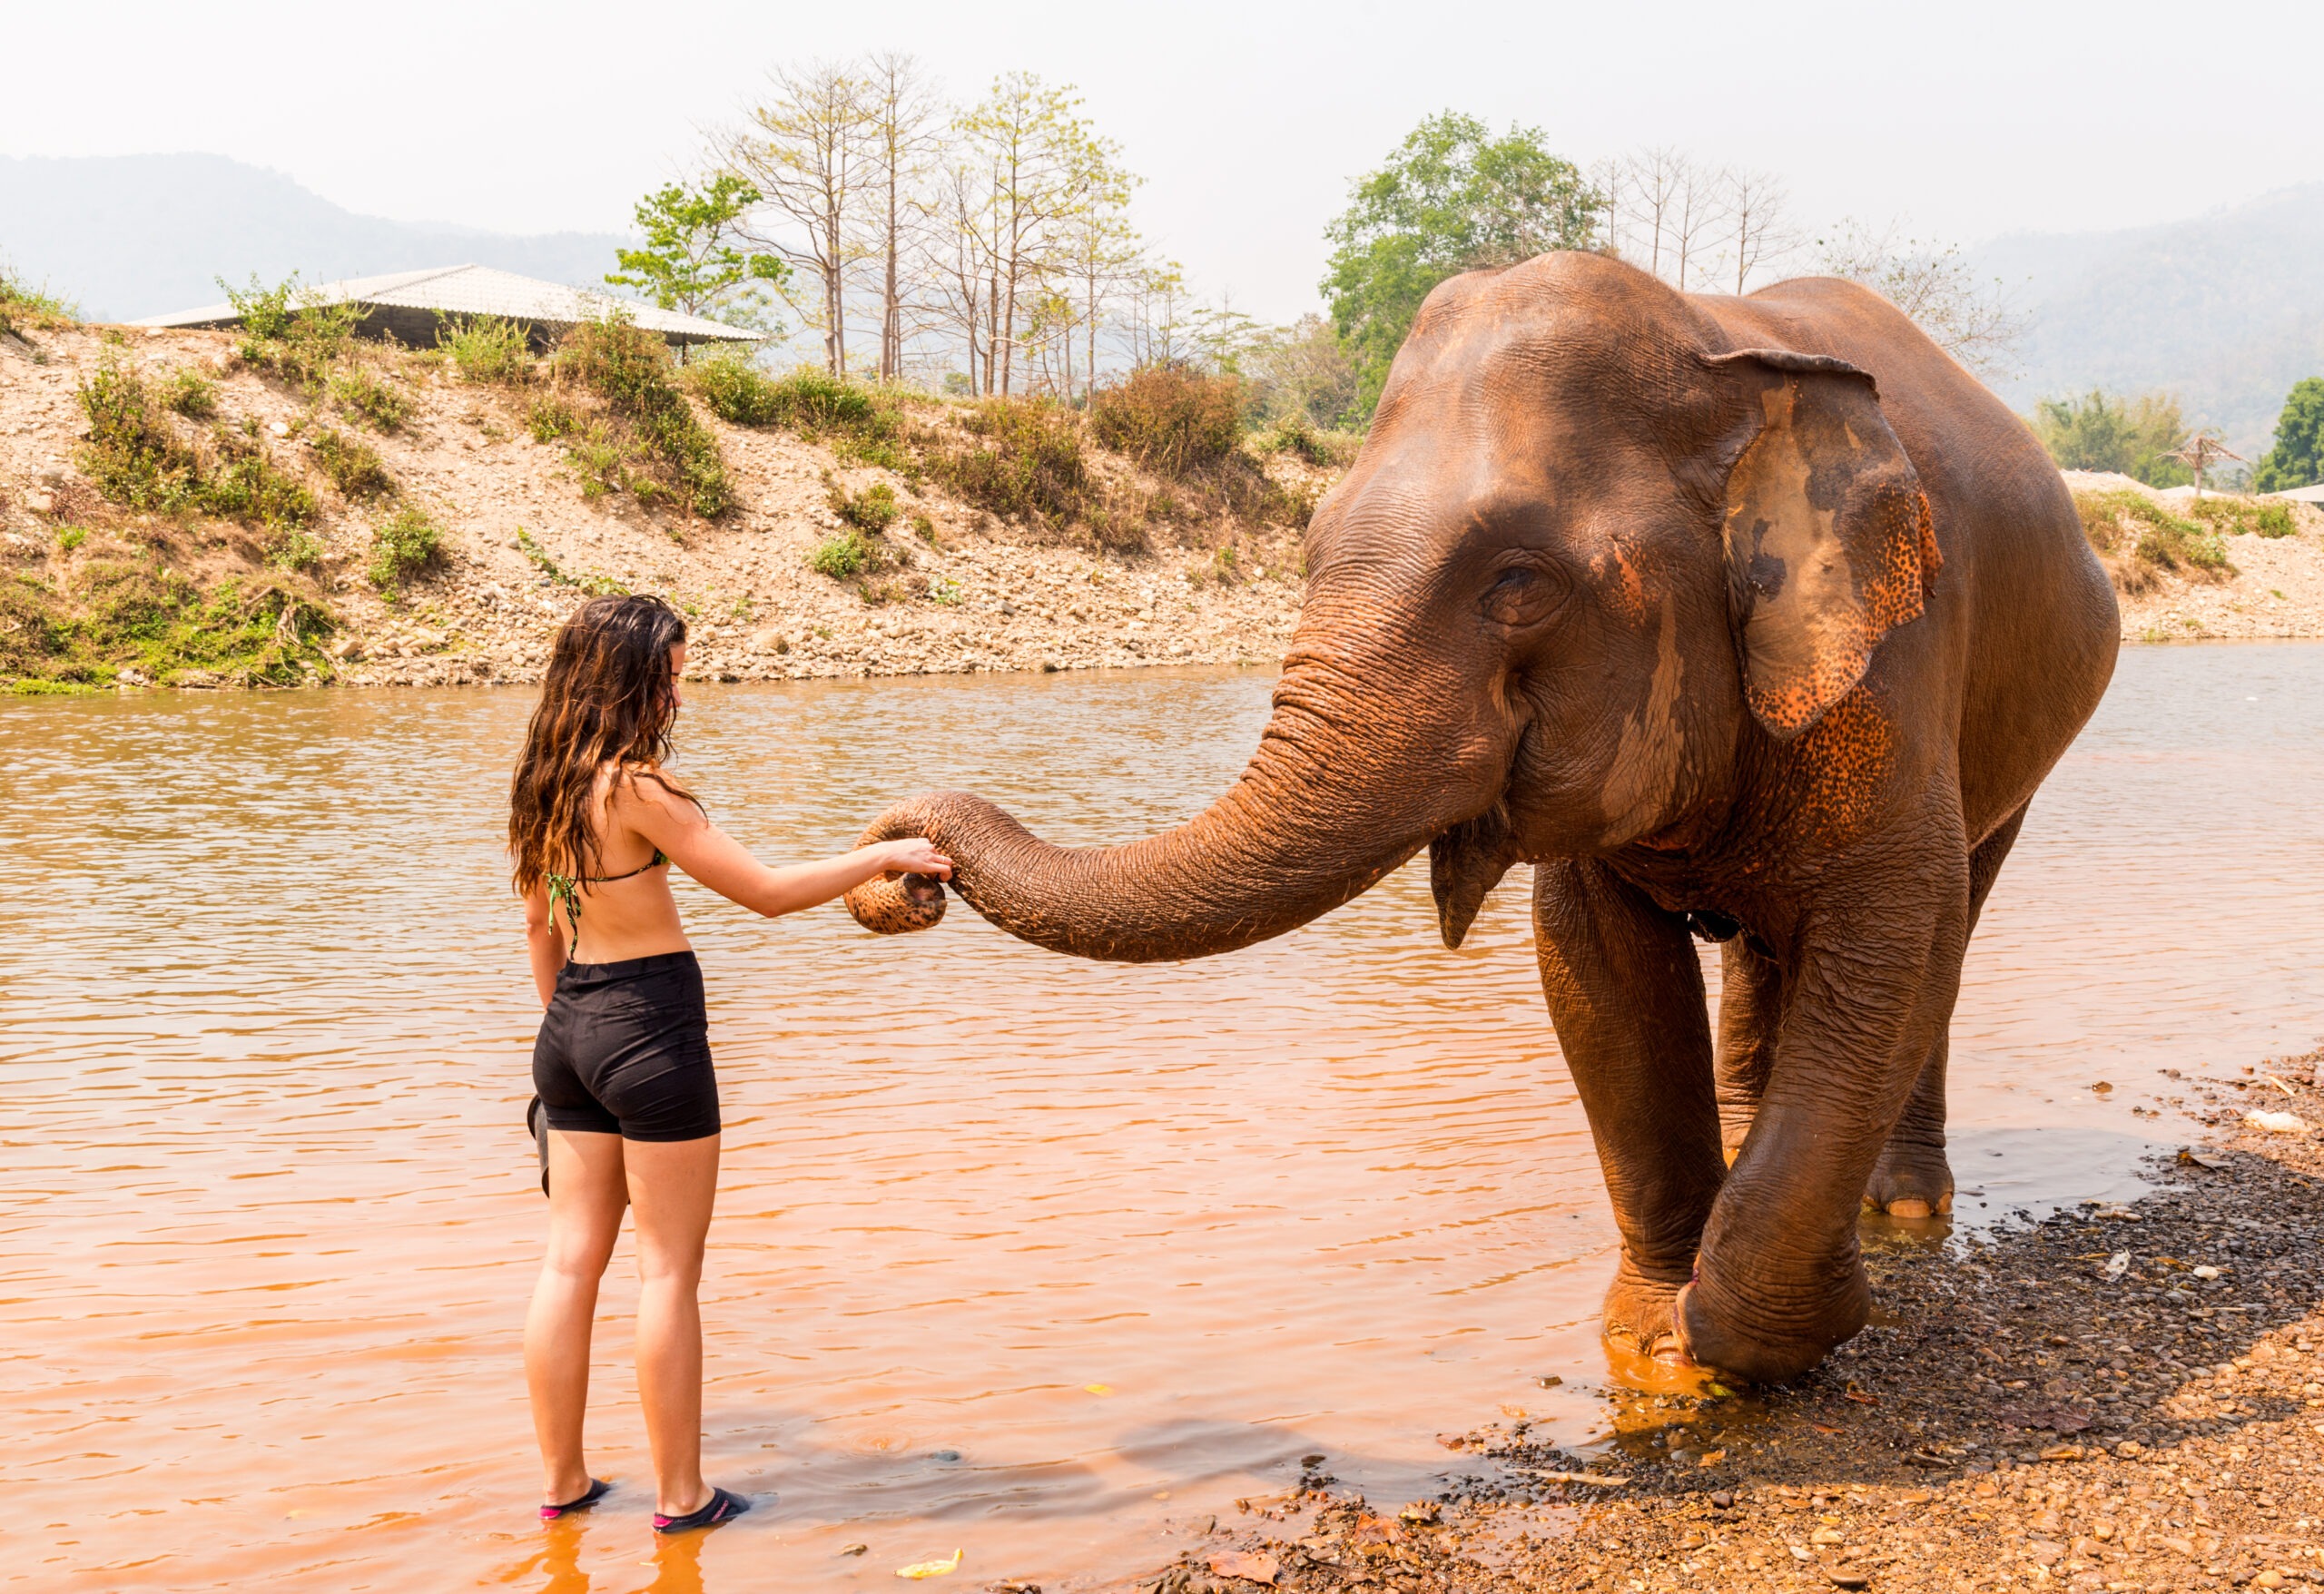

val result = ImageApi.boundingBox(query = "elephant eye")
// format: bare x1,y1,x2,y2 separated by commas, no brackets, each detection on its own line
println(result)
1482,560,1564,625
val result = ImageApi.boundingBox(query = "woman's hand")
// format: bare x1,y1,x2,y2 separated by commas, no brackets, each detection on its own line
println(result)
876,837,954,880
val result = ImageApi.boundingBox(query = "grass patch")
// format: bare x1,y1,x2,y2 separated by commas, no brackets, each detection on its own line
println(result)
2073,489,2235,589
222,274,361,394
367,507,442,590
526,396,579,443
330,365,411,431
1257,411,1360,467
2187,496,2298,539
78,358,206,512
829,479,900,533
162,369,219,418
0,263,77,340
205,424,318,530
2,561,334,689
808,527,878,579
311,427,393,499
553,317,732,518
516,528,627,595
438,315,536,385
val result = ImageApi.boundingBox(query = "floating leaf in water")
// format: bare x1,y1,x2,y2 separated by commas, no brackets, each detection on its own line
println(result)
1082,1382,1113,1395
897,1549,961,1579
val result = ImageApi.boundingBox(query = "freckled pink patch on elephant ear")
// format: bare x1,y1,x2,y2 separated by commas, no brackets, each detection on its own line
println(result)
1715,365,1937,743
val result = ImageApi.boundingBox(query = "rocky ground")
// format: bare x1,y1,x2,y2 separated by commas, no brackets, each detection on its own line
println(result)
1137,1049,2324,1594
0,321,1313,688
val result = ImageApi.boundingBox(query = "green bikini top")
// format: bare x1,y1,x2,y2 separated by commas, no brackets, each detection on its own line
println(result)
545,851,668,950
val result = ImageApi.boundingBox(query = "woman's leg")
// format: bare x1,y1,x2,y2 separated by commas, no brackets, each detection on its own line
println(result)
624,1133,721,1517
525,1128,628,1507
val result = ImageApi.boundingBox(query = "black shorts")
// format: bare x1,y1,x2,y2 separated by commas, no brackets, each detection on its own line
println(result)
532,950,721,1142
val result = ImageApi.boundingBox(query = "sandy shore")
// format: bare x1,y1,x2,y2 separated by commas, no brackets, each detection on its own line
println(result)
1151,1051,2324,1594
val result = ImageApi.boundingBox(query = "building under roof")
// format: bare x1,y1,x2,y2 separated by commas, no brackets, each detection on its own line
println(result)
2269,481,2324,505
133,263,758,351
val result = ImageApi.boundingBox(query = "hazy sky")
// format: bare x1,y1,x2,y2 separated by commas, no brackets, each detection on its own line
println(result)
10,0,2319,321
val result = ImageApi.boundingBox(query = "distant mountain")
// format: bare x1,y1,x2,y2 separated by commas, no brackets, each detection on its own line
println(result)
1978,184,2324,457
0,153,630,323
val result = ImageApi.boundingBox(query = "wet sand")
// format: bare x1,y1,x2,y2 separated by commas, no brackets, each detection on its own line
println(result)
1177,1052,2324,1594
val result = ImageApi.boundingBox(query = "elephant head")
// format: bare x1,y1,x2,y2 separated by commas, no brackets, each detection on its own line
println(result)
845,252,1938,962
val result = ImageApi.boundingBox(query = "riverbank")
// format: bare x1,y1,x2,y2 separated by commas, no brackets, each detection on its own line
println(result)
0,320,1318,690
1169,1054,2324,1594
2064,470,2324,644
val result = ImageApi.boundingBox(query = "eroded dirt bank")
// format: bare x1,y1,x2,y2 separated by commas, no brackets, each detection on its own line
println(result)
0,322,1313,689
1151,1054,2324,1594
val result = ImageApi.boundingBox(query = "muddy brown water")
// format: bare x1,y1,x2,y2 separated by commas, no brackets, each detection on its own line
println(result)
4,644,2320,1591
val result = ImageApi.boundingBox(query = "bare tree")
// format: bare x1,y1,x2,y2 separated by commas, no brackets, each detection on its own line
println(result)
858,52,943,382
1816,219,2027,377
728,60,872,373
1721,167,1797,294
954,71,1128,396
1665,156,1728,291
922,150,998,393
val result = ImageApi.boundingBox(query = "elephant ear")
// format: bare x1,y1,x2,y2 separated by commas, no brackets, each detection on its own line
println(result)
1706,349,1941,741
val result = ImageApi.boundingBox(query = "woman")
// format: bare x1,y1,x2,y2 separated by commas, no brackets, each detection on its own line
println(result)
508,595,950,1533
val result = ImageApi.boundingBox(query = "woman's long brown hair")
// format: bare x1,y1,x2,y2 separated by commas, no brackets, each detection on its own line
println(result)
509,594,696,896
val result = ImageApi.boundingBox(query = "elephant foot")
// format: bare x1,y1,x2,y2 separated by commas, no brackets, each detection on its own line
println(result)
1600,1261,1694,1364
1864,1139,1954,1219
1674,1269,1870,1385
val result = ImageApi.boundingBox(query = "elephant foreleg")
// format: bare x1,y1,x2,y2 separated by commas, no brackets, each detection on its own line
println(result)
1676,825,1972,1382
1533,860,1724,1360
1864,802,2031,1218
1713,935,1784,1165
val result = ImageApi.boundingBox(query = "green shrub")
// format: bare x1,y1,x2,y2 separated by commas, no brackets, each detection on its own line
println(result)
555,316,731,517
687,355,790,427
808,527,876,579
222,274,361,393
2073,489,2234,579
57,526,87,552
162,369,219,418
202,432,319,531
310,427,392,499
526,396,579,442
368,507,443,589
77,359,205,512
830,480,900,533
2188,495,2299,539
438,315,536,384
1089,366,1246,477
923,397,1090,526
330,365,411,430
267,529,324,572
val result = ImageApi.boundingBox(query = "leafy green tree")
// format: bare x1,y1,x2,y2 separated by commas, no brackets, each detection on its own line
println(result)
2031,389,2193,487
1322,112,1603,419
2254,378,2324,492
606,175,789,335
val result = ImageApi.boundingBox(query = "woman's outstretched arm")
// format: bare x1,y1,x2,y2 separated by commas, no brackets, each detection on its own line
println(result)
624,780,951,920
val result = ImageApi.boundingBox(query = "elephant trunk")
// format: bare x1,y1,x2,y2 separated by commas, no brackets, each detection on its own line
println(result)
844,622,1520,962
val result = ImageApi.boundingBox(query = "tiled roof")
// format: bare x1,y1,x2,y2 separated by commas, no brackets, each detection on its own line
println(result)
133,264,757,344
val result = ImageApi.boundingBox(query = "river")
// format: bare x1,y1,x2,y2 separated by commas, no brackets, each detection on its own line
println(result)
3,644,2319,1591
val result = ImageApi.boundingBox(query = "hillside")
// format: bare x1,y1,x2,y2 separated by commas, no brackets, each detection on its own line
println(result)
0,154,627,322
0,318,1315,691
2063,470,2324,642
1979,183,2324,456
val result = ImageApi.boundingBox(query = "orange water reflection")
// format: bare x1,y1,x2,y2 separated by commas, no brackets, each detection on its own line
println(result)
3,647,2319,1590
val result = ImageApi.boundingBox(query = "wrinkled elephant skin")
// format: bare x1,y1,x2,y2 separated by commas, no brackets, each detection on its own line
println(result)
844,254,2119,1382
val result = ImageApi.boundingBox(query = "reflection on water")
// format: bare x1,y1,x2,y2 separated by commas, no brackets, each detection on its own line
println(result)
2,644,2319,1590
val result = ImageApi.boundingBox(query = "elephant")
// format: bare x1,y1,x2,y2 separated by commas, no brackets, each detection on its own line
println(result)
843,251,2119,1382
